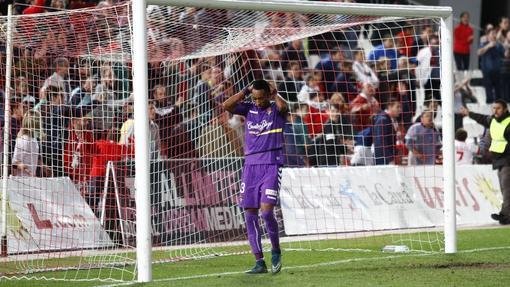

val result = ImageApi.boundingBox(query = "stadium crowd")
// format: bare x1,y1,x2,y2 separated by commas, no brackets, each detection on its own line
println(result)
0,1,505,210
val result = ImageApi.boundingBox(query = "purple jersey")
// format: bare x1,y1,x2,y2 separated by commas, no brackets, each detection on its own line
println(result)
233,101,287,165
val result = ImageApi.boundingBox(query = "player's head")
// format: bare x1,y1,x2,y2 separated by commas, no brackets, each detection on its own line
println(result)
252,79,271,108
455,128,468,142
493,99,508,118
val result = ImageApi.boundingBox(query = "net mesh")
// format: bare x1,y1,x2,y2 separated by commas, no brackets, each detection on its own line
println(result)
0,1,450,282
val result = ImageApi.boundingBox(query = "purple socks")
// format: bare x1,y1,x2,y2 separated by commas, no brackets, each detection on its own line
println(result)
245,211,263,260
261,210,280,252
245,210,281,260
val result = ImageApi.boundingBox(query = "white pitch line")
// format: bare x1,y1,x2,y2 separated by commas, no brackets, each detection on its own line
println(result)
92,245,510,287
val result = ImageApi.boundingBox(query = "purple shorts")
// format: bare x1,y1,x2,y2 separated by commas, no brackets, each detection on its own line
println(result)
240,164,282,209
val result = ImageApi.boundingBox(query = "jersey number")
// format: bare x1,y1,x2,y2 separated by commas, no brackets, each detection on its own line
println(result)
456,151,464,161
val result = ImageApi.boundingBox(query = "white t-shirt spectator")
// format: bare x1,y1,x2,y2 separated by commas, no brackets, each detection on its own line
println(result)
455,139,478,165
352,61,379,88
12,134,39,177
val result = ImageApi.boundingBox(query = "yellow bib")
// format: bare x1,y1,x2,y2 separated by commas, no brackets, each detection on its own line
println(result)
489,117,510,153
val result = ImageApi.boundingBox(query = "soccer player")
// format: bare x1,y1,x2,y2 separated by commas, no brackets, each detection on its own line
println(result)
222,79,288,274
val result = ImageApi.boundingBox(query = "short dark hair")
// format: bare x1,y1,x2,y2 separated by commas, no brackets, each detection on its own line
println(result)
455,128,468,142
495,99,508,109
54,57,68,68
385,97,400,109
460,11,469,18
252,79,270,95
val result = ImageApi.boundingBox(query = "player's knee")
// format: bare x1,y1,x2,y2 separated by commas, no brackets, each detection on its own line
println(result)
260,203,274,213
244,208,259,215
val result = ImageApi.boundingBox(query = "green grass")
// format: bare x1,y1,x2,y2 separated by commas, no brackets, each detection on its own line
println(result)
1,227,509,286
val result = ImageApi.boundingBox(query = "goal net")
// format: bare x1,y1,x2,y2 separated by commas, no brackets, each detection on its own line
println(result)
0,0,480,283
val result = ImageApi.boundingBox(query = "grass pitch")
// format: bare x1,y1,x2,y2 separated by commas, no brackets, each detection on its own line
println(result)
1,227,509,287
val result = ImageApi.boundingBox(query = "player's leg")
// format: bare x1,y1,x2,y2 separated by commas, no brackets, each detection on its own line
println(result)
260,203,281,274
244,207,268,274
260,165,282,274
241,165,267,274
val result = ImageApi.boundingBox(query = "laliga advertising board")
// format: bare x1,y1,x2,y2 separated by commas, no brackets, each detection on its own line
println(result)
2,177,113,254
280,165,502,235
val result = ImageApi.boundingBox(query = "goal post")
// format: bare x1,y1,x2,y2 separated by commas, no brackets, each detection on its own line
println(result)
132,0,152,283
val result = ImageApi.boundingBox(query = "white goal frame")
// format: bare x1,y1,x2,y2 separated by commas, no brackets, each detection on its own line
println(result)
136,0,455,283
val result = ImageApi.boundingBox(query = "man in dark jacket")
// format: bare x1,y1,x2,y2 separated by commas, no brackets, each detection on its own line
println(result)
460,100,510,224
373,98,401,165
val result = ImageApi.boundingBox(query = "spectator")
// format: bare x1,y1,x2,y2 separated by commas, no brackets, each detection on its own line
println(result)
396,25,415,58
413,25,433,56
368,33,398,70
281,39,308,71
9,101,27,158
70,76,97,107
329,92,349,114
349,82,380,132
416,34,441,101
352,48,379,89
12,110,43,177
297,74,323,105
480,23,495,44
260,47,285,83
49,0,66,11
22,0,46,15
314,104,354,166
497,17,510,44
41,57,71,103
454,77,477,131
302,90,329,137
278,61,305,102
373,98,401,165
284,103,311,167
416,99,443,131
455,128,478,165
315,47,344,93
478,28,505,103
87,130,133,215
119,100,162,160
192,63,214,124
64,117,95,185
350,127,374,166
454,12,474,70
40,86,72,177
334,61,358,101
396,80,414,131
14,76,36,105
406,110,442,165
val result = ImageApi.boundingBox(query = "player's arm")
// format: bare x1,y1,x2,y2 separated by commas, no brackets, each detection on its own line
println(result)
270,84,288,113
222,86,250,113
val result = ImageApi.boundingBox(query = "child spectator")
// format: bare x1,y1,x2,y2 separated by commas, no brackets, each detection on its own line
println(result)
455,128,478,165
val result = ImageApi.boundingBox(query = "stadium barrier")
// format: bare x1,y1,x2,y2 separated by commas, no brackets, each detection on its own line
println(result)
1,177,113,254
281,165,501,235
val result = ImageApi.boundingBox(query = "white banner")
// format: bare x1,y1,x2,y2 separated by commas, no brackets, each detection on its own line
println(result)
1,177,113,254
280,165,502,235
